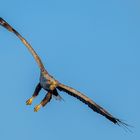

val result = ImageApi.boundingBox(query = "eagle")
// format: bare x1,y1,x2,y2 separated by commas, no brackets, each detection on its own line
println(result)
0,17,129,128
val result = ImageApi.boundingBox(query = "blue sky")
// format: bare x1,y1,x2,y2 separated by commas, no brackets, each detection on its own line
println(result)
0,0,140,139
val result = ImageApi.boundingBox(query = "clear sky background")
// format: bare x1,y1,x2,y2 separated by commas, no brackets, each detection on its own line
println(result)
0,0,139,139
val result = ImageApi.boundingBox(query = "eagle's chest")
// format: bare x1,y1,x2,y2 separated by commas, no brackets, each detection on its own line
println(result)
40,75,51,91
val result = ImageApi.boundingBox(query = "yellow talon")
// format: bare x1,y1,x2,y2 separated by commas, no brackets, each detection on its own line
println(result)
26,97,33,105
34,104,41,112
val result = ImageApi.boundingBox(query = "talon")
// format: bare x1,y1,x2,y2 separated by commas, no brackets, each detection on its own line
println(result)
26,97,34,105
34,104,41,112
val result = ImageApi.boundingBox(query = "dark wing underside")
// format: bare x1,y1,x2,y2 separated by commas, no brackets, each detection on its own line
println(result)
57,83,126,125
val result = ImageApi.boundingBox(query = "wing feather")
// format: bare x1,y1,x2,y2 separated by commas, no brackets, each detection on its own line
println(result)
57,83,125,125
0,17,45,72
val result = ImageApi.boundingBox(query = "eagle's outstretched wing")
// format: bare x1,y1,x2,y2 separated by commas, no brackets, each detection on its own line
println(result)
57,83,128,126
0,17,46,72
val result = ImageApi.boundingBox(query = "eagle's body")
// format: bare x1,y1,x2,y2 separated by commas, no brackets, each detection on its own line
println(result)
40,72,56,91
40,73,50,90
0,17,129,128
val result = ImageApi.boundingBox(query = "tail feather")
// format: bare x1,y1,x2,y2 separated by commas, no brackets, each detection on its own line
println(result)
53,94,64,101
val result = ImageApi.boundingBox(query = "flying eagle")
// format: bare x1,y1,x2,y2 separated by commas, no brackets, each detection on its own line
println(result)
0,18,129,127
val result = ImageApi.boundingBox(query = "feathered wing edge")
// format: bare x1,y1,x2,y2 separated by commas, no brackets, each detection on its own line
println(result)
0,17,46,72
57,83,130,128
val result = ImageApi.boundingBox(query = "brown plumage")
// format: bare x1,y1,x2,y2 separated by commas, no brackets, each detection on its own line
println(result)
0,17,129,127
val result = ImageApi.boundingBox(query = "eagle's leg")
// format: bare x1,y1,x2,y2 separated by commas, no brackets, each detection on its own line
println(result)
34,91,52,112
26,83,42,105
